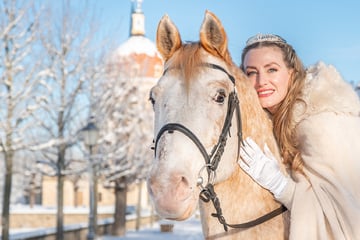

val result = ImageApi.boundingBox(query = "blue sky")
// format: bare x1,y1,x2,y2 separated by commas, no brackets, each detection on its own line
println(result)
93,0,360,84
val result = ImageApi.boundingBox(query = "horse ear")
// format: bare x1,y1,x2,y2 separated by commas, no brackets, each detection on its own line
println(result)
200,10,228,59
156,14,182,61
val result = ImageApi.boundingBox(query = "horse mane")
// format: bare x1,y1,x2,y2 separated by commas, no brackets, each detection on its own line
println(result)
166,41,234,92
165,42,201,91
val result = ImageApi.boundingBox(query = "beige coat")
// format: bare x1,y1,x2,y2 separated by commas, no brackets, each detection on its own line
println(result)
276,62,360,240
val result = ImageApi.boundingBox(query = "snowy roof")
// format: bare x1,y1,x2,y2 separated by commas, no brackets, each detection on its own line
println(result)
115,36,161,58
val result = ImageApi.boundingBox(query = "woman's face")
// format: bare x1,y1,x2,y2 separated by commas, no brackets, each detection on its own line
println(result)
243,46,292,114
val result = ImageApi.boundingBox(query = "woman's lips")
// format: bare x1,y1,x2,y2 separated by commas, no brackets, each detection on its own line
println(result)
257,89,274,98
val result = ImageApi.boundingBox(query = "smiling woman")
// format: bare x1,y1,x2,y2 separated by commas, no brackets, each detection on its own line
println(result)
242,46,292,114
239,33,360,239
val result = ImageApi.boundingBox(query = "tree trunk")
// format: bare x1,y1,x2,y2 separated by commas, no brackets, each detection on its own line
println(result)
56,148,65,240
56,173,64,240
74,185,79,207
29,173,36,208
1,150,13,240
29,187,35,208
112,177,127,236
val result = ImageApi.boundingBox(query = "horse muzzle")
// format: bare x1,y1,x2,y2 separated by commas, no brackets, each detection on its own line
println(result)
147,169,198,220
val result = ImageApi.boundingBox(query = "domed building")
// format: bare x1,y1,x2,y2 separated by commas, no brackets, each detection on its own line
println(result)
98,0,162,226
98,1,163,231
109,0,163,81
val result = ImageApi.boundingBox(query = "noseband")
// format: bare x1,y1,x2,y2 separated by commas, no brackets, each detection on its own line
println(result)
153,63,286,231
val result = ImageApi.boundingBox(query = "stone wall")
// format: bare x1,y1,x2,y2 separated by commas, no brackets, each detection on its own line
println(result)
10,211,114,228
8,215,157,240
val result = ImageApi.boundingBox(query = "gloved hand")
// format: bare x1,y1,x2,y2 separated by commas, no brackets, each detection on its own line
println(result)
238,137,288,198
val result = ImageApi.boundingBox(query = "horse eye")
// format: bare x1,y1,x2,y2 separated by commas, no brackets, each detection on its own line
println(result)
149,91,155,105
213,90,226,104
149,96,155,105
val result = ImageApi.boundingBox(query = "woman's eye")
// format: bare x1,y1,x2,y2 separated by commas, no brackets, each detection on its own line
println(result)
246,71,256,77
268,68,278,73
213,90,226,104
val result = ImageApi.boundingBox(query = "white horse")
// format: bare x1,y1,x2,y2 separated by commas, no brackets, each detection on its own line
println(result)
147,11,289,239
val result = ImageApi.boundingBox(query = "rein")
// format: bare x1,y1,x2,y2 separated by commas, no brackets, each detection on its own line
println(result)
154,63,287,231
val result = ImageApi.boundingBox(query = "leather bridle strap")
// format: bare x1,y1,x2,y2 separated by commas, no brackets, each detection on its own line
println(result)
154,122,210,164
200,183,287,231
227,205,288,229
154,90,241,182
154,64,242,173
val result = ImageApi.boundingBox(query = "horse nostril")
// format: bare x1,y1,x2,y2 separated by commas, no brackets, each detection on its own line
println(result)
181,176,189,186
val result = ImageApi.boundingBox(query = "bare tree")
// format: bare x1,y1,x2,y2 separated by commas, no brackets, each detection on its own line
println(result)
0,0,120,239
0,0,44,239
33,1,104,239
95,54,155,235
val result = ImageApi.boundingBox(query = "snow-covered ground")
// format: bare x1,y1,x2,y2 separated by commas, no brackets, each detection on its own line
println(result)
100,217,203,240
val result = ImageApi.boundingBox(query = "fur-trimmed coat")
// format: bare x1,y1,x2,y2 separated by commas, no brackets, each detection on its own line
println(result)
276,62,360,240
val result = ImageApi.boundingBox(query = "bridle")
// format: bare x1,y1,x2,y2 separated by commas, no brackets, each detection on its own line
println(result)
155,63,242,179
153,63,287,231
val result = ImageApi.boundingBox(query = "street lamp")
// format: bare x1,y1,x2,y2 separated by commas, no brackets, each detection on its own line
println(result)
81,119,99,240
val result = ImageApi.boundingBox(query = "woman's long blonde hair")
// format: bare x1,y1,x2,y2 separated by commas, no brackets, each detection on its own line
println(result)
240,41,306,173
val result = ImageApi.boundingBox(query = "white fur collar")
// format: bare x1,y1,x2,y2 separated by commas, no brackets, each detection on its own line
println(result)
292,61,360,125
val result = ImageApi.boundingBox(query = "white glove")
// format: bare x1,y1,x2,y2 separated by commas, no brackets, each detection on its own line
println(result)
238,137,288,197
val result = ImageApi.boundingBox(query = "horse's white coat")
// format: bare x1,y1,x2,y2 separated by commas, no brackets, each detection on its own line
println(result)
149,53,239,217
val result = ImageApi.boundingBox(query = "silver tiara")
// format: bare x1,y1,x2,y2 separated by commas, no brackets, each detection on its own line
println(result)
246,33,286,47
